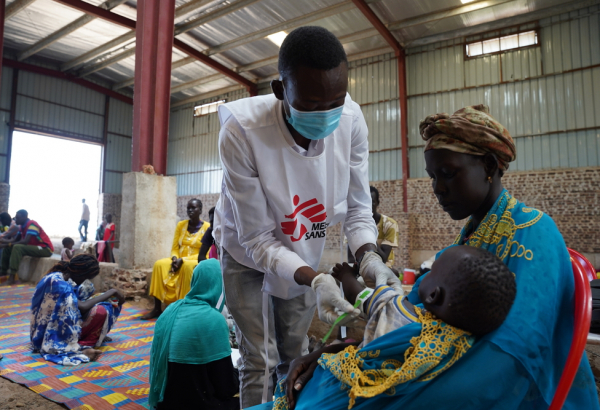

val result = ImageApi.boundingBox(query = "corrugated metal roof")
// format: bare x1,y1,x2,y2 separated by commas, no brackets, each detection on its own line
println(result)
2,0,588,104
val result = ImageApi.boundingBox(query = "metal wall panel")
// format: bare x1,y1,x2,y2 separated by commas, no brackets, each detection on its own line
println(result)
168,88,250,196
103,97,133,195
14,71,105,143
406,7,600,178
0,67,12,111
104,134,132,194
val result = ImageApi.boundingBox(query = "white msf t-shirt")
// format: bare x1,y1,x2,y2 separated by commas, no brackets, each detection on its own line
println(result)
214,93,377,299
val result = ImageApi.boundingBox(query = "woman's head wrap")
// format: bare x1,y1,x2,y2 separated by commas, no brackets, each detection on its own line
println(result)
419,104,516,171
47,253,99,279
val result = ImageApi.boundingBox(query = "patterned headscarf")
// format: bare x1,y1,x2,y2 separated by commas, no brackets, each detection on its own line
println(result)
419,104,516,170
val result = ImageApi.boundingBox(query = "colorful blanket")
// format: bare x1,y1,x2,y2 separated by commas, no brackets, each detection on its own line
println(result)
0,283,154,409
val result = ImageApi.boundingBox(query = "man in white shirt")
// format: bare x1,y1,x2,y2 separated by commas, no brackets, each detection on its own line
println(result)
214,26,401,407
79,198,90,242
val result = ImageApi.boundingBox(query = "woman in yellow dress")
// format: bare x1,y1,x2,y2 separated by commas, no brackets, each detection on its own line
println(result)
141,199,210,320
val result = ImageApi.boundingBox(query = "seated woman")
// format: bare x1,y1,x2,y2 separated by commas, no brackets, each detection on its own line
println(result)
149,259,239,410
142,199,210,320
267,105,599,409
30,254,124,365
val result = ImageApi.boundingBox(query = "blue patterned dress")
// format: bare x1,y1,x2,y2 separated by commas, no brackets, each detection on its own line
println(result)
30,272,121,365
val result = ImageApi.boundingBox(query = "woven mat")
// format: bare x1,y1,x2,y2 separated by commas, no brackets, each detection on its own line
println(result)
0,282,155,410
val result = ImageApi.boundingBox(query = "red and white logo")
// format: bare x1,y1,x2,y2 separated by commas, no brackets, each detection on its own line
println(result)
281,195,328,242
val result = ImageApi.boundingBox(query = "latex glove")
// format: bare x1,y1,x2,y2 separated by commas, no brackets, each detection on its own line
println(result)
311,273,361,326
359,251,403,292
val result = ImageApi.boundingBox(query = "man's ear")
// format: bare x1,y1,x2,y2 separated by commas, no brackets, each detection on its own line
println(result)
271,80,284,101
424,286,445,306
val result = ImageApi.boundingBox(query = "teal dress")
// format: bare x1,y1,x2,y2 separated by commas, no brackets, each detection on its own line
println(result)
251,190,599,410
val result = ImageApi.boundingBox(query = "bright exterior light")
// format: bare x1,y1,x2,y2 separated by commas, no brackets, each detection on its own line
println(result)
267,31,287,47
461,0,476,3
194,100,226,117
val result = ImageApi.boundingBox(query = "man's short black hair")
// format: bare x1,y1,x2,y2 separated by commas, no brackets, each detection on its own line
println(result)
447,247,516,336
62,237,74,247
16,209,28,218
369,186,379,202
278,26,347,80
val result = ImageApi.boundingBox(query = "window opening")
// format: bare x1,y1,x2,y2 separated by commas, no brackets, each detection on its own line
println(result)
466,30,538,57
193,100,226,117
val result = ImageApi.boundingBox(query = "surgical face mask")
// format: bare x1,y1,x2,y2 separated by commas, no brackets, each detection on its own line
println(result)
283,88,344,140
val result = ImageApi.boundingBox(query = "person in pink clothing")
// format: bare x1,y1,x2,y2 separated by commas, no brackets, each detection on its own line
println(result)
97,214,116,263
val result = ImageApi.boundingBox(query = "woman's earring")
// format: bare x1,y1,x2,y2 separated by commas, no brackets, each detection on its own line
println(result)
487,176,493,184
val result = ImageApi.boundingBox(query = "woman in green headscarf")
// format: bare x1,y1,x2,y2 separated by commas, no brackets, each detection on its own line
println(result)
149,259,239,410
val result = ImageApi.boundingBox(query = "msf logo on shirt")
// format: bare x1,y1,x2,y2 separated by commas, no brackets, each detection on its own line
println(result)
281,195,328,242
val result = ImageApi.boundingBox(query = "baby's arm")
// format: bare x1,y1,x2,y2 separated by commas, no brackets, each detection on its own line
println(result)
331,263,365,305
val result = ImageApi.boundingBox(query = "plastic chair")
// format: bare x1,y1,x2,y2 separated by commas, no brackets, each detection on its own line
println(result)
568,248,597,282
548,250,592,410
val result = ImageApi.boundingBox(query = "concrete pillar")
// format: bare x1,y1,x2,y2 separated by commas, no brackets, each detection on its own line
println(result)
0,183,9,213
119,172,177,269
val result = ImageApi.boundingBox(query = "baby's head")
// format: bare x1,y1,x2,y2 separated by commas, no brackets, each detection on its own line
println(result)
62,237,75,250
418,245,516,336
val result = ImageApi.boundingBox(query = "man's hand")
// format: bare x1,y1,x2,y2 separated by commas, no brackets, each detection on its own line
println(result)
359,252,402,292
311,273,360,326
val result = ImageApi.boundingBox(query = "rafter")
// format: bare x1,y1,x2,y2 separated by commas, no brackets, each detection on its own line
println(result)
204,1,355,56
3,58,132,104
5,0,37,19
114,5,376,90
53,0,255,92
63,0,262,75
171,45,393,107
114,26,380,92
18,0,128,61
60,31,135,72
387,0,514,31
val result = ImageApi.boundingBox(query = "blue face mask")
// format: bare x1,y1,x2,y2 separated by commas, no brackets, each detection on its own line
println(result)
284,90,344,140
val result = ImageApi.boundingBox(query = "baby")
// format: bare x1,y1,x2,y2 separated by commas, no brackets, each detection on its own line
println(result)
61,237,75,262
332,245,516,346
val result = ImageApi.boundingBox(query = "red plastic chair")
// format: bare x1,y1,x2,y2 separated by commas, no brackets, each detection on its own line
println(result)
548,249,592,410
569,248,597,282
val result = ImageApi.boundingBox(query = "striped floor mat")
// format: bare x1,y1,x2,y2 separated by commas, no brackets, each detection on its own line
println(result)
0,282,155,409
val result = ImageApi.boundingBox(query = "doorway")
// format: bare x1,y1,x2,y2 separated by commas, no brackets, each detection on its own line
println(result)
7,131,102,241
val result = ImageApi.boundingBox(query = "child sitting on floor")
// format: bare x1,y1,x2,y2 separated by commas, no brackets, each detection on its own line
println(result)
332,245,517,346
61,237,75,262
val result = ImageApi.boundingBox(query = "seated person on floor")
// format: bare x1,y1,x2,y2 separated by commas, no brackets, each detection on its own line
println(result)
258,245,516,410
0,209,53,285
61,237,75,262
30,254,125,365
149,259,239,410
142,199,210,320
